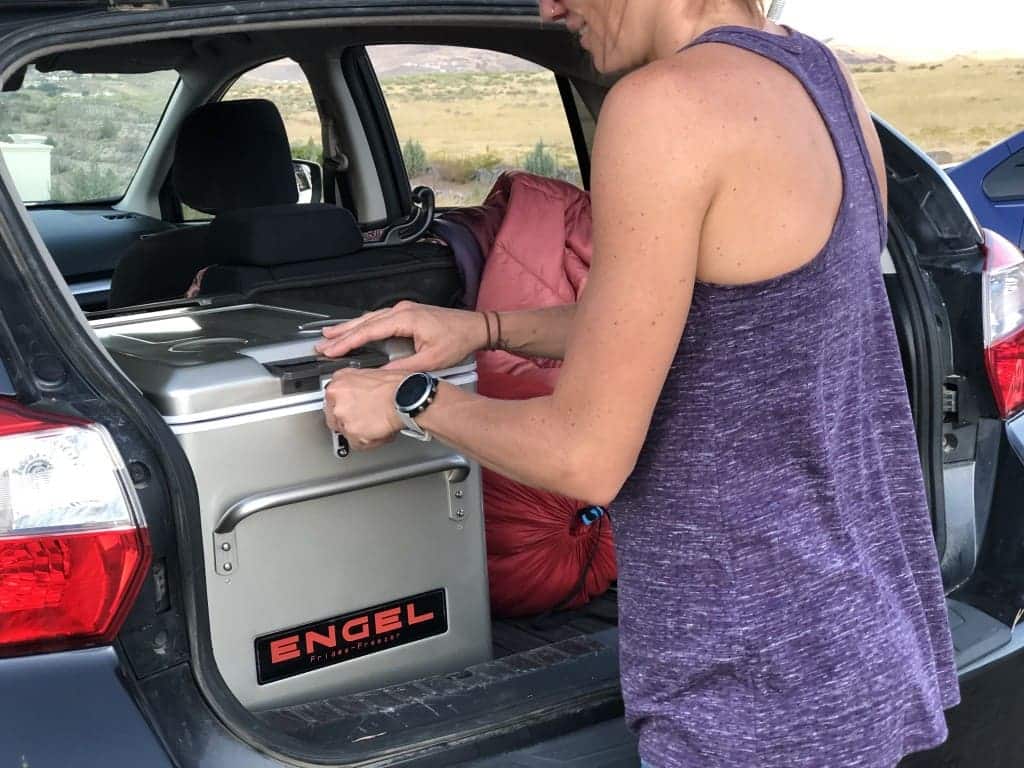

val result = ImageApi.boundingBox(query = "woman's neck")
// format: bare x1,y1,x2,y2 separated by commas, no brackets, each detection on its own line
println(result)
649,0,777,63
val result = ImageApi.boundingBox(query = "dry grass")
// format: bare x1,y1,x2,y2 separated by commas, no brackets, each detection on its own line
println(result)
851,58,1024,161
232,57,1024,185
377,72,579,168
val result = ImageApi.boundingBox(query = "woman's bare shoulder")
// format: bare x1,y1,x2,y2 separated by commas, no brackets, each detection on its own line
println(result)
602,45,776,151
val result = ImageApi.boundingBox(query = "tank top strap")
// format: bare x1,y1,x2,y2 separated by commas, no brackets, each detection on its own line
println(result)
681,26,888,251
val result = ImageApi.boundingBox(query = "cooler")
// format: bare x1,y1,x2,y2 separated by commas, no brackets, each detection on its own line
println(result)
93,300,491,710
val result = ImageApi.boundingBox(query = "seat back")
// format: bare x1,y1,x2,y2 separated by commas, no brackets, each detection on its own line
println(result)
108,99,298,309
196,203,463,310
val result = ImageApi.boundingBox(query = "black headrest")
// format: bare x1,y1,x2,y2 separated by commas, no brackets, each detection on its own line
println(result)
173,99,298,215
206,204,364,267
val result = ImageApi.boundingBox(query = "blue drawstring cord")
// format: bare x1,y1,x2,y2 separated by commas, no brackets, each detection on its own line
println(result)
578,506,607,526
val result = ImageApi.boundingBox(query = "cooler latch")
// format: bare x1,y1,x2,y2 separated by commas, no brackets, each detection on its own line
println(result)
266,348,390,395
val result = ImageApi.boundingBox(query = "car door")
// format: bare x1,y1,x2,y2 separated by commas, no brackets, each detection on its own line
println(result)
948,129,1024,249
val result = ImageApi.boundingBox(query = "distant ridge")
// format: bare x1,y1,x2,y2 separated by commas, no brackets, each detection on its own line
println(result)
245,46,541,82
832,47,898,68
244,43,1013,83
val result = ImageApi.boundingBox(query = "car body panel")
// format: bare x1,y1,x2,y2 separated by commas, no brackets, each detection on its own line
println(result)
949,130,1024,249
0,647,173,768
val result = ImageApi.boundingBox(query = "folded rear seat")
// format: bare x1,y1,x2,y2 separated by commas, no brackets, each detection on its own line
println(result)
196,203,463,310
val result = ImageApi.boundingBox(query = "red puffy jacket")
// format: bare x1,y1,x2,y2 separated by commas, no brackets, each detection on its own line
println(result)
446,171,616,617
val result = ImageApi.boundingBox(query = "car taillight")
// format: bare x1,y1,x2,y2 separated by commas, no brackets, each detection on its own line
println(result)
0,398,150,656
983,229,1024,419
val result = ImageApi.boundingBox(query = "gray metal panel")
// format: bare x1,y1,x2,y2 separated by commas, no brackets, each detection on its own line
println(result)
0,647,173,768
939,461,978,592
181,385,490,710
947,599,1012,671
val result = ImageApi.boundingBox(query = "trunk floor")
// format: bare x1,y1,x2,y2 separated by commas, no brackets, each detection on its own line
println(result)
490,587,619,657
255,589,621,750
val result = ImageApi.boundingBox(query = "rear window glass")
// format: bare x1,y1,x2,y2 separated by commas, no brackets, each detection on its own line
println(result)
0,66,178,204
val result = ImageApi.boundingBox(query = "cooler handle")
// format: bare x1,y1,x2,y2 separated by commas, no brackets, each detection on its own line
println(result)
214,455,471,535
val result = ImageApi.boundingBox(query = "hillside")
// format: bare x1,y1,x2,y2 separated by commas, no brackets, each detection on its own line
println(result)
246,46,541,81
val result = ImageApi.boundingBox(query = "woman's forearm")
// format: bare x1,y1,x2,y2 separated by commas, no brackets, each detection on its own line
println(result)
490,304,577,360
416,381,617,505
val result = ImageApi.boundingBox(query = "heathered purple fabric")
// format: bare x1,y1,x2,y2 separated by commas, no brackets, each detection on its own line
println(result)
613,26,960,768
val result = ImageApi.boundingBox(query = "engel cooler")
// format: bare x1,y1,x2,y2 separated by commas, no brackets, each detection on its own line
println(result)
92,300,491,709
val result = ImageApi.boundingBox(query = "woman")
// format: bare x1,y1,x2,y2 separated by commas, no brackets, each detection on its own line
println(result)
317,0,959,764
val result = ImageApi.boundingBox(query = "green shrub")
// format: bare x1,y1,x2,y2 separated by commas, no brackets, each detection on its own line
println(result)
290,137,322,164
402,138,428,177
52,165,123,202
98,118,118,140
523,140,558,178
433,151,501,183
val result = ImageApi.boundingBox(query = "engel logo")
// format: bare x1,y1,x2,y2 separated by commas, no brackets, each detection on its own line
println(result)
268,601,436,663
254,590,449,684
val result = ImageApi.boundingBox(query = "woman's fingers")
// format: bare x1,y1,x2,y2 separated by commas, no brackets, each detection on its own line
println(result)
316,315,401,358
321,307,389,339
381,350,438,372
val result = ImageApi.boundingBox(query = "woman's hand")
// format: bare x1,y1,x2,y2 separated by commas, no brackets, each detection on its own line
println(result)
323,368,405,451
314,301,487,372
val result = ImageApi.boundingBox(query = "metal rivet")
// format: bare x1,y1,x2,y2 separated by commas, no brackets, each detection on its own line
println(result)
456,508,466,518
223,562,233,572
454,489,464,498
221,542,231,552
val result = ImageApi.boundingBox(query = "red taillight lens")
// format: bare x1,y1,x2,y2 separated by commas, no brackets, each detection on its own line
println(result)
986,327,1024,420
0,399,150,656
983,229,1024,419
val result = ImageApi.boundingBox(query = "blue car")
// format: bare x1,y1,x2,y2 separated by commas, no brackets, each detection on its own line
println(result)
0,3,1024,768
950,129,1024,249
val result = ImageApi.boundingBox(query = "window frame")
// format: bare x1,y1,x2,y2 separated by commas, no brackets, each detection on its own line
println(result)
362,44,592,210
340,45,411,226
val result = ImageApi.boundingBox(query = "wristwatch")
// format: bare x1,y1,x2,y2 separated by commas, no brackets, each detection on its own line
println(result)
394,372,439,441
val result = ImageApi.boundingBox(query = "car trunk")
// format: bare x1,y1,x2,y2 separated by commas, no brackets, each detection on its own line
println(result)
103,154,964,767
0,3,992,766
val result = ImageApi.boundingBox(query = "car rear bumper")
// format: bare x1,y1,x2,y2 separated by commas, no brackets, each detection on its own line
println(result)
0,647,172,768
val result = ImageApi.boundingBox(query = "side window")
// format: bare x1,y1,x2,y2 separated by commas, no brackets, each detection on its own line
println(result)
182,59,320,219
0,66,178,204
367,45,583,207
224,58,321,163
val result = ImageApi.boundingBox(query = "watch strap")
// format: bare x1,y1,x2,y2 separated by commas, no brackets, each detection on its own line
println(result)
398,410,431,441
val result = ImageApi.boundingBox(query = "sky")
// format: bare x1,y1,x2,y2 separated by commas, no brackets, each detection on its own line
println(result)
781,0,1024,60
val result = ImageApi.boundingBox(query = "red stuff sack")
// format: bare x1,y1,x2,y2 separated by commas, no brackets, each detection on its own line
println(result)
478,370,616,618
482,468,616,618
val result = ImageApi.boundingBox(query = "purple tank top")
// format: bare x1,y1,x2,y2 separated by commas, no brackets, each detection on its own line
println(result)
613,26,960,767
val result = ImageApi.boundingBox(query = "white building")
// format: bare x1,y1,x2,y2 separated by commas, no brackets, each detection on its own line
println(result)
0,134,52,202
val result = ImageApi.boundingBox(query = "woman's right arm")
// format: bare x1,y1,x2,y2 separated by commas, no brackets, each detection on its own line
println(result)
314,301,577,371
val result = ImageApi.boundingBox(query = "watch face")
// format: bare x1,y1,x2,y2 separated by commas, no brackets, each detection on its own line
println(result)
396,373,430,411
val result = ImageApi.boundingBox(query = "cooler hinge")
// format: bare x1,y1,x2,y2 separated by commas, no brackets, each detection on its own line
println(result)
108,0,168,10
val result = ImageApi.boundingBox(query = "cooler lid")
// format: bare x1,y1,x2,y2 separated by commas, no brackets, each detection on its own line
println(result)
92,302,377,418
